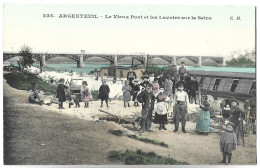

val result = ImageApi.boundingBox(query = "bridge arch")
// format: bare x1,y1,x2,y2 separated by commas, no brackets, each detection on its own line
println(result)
148,55,175,64
117,55,145,64
45,54,79,61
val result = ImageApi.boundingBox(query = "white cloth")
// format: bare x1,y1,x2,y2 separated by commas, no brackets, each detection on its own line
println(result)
175,91,189,104
154,102,168,115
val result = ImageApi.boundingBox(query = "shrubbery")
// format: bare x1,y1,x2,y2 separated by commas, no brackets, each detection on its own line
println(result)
4,72,56,94
226,56,255,67
109,150,189,165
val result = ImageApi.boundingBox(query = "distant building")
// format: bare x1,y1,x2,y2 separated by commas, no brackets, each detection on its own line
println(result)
100,66,145,79
89,69,101,77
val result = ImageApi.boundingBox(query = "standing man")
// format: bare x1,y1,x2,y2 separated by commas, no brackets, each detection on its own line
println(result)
169,62,178,77
175,75,188,92
127,68,137,87
164,75,173,103
173,84,189,133
188,76,199,104
158,73,165,88
179,62,187,80
137,84,155,132
229,98,245,145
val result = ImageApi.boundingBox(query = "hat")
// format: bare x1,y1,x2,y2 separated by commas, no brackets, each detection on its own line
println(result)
230,98,238,103
227,122,235,128
142,75,150,79
132,79,140,84
178,84,184,88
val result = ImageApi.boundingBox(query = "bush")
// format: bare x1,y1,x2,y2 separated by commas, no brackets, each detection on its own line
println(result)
109,129,123,136
91,90,99,101
108,150,189,165
145,65,171,77
226,56,255,67
128,135,168,148
4,72,56,94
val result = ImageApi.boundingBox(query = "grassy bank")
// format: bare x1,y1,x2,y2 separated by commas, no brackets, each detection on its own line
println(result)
4,72,56,94
109,150,189,165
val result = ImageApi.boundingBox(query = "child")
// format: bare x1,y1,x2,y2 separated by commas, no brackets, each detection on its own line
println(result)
132,79,140,107
98,80,110,107
154,88,168,130
137,84,155,132
224,104,231,111
55,78,68,109
81,81,92,108
68,94,80,108
220,122,237,165
151,78,159,96
122,80,132,108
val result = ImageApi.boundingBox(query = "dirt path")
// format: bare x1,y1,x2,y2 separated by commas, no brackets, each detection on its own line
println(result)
3,77,257,165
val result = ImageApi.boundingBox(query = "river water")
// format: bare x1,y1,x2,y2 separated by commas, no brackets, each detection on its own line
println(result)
30,62,255,74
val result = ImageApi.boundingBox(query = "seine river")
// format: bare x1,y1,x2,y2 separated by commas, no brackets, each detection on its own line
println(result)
30,62,255,74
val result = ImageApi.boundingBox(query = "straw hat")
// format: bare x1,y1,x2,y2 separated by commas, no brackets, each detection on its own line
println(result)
132,79,140,84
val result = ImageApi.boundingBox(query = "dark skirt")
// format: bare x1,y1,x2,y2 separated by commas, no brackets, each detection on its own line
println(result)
154,113,167,124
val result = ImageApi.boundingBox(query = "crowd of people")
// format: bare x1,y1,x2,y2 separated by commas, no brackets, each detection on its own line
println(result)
27,62,251,165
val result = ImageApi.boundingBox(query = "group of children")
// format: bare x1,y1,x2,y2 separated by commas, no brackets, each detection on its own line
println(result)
54,78,112,109
29,73,240,165
55,78,93,109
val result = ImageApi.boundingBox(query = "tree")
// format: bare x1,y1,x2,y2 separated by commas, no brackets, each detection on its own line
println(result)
17,45,34,71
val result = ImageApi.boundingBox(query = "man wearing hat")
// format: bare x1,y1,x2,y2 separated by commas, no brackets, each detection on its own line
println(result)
137,84,155,132
175,74,188,92
140,75,150,89
127,68,137,87
179,62,187,80
229,98,245,145
173,83,189,133
169,62,178,77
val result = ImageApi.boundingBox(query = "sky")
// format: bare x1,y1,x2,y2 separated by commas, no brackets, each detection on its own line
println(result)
3,3,256,57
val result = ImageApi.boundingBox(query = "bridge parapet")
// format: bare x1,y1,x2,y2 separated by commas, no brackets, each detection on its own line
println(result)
3,52,225,67
201,56,223,64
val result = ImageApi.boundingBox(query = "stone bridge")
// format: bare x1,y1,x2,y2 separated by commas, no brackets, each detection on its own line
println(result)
3,51,225,68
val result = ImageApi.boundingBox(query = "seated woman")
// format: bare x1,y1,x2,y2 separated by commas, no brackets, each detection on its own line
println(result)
28,90,43,105
195,97,210,134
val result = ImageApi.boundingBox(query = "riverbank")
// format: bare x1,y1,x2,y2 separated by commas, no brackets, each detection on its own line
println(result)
3,72,257,165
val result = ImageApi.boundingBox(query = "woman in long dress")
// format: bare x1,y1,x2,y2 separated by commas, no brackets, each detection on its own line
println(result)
122,80,132,108
196,97,210,134
81,81,92,108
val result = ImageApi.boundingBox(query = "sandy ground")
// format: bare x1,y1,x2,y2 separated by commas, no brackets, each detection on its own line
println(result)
3,76,257,165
